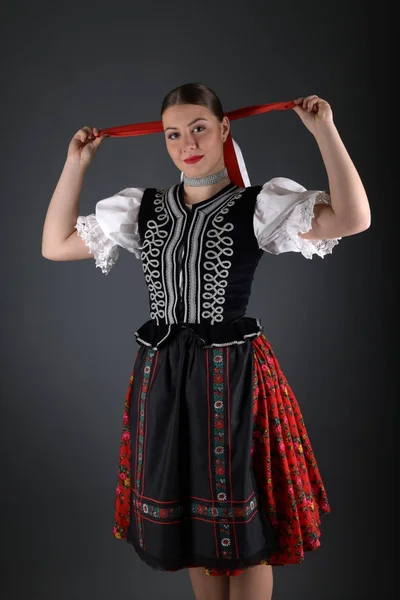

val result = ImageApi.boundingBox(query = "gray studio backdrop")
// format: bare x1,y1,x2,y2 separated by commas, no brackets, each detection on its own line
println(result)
2,1,392,599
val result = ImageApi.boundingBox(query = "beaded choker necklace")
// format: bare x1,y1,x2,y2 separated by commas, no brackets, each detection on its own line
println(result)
183,167,228,187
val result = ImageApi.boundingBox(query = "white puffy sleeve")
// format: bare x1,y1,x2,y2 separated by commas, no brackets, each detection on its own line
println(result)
75,187,144,274
254,177,341,259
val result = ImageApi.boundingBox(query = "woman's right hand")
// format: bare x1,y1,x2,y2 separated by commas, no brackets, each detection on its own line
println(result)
67,126,107,167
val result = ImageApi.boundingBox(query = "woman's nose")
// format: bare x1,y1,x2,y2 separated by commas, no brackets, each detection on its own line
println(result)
183,133,197,150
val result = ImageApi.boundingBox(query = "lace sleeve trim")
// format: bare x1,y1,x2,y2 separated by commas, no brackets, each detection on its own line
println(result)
282,191,340,259
75,214,120,275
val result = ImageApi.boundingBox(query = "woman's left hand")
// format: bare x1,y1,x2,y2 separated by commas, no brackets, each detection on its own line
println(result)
292,95,333,135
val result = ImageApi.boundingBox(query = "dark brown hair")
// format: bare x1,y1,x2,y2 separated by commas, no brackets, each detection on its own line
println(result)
161,83,224,121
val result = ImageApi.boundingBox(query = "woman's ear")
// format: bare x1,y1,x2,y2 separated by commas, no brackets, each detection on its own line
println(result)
222,116,230,142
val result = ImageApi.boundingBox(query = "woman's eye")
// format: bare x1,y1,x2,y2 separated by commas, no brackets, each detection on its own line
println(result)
167,126,204,140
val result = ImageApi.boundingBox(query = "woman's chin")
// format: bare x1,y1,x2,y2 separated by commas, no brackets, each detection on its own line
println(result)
182,163,226,179
182,166,209,178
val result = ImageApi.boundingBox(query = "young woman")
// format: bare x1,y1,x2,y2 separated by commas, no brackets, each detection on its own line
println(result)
42,83,370,600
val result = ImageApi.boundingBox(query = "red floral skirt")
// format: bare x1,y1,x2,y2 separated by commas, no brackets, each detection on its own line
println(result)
113,330,330,576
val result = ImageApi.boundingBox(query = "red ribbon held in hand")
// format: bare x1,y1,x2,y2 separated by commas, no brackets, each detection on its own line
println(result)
97,100,296,188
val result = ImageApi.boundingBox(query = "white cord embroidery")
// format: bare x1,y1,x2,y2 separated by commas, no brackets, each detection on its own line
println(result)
201,194,240,324
141,191,170,323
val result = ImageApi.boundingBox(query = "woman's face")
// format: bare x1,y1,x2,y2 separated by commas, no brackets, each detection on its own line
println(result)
162,103,230,178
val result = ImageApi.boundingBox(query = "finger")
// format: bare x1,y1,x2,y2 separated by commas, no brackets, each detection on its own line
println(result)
82,126,98,142
74,126,92,143
303,95,318,110
308,97,320,112
93,134,107,147
93,128,107,138
74,129,89,143
82,126,94,136
293,97,304,105
86,126,97,141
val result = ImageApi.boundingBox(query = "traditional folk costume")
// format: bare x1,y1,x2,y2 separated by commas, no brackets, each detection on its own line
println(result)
76,101,338,576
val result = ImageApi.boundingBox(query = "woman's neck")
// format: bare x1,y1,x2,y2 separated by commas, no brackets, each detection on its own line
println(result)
183,176,231,205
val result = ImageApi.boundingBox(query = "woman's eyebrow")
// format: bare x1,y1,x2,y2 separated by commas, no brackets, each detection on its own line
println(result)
164,117,208,132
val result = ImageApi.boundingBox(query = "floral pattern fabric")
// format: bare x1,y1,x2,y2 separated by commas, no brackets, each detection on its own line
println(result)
113,332,330,576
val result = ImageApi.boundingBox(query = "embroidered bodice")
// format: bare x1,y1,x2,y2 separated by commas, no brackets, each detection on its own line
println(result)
75,178,339,347
137,182,264,325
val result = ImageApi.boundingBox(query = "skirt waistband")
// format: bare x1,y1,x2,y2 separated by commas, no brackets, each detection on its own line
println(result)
134,317,264,351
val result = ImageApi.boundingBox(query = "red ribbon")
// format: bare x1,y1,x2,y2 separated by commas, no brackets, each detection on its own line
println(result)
98,100,296,187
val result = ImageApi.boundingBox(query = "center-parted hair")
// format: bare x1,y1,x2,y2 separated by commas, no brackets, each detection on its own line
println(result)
161,83,225,122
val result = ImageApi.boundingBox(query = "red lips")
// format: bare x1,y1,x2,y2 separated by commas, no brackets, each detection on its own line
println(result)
183,155,204,164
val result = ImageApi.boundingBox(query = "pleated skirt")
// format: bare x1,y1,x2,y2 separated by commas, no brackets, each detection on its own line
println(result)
112,323,330,576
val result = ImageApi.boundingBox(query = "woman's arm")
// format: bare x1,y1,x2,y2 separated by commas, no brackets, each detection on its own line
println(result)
42,159,91,260
42,126,106,260
292,95,371,240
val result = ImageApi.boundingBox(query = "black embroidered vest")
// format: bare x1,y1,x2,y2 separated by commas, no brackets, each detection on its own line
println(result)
135,182,264,348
